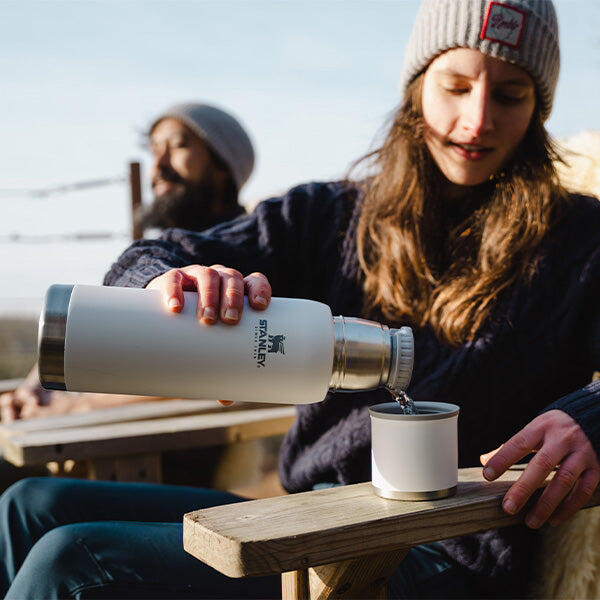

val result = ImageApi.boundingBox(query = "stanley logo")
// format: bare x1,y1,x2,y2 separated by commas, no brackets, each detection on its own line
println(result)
253,320,285,368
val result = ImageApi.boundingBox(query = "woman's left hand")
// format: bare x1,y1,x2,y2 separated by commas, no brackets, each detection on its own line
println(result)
480,409,600,529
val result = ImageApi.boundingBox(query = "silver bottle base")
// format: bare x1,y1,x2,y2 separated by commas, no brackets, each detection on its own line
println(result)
372,484,457,501
38,284,74,391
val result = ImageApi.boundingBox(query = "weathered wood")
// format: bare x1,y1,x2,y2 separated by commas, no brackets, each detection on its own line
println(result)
0,398,280,438
1,406,295,466
0,399,222,439
183,467,600,578
282,570,309,600
306,548,409,599
88,453,162,483
0,399,290,438
130,161,143,240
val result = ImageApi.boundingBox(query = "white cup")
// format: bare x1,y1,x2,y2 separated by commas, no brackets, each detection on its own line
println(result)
369,401,460,500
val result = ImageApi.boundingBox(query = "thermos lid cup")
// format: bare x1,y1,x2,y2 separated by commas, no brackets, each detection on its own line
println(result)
368,401,459,420
370,401,460,500
38,284,74,391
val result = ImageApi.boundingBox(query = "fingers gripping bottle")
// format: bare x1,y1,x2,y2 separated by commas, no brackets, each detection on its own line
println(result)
38,285,413,404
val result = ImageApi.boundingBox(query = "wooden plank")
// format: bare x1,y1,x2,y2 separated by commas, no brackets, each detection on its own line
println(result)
130,161,144,240
88,453,162,483
306,549,409,599
282,570,309,600
2,406,296,466
0,399,289,438
183,467,600,578
0,399,239,438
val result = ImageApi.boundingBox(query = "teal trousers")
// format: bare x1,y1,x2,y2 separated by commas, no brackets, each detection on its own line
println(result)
0,478,483,599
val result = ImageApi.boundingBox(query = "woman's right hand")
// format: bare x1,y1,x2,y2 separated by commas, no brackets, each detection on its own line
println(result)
146,264,272,325
146,265,272,406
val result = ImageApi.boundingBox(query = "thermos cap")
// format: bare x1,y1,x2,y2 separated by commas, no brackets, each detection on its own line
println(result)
388,326,414,391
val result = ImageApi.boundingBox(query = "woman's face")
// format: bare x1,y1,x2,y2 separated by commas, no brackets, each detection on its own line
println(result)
421,48,536,189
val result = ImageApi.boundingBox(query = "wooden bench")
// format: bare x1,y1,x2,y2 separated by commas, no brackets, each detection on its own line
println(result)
0,398,295,485
183,466,600,599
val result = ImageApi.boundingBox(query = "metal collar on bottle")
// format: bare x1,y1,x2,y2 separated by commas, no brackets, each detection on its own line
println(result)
329,316,393,391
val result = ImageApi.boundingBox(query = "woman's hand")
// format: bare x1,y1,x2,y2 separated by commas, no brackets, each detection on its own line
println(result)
146,264,272,324
146,265,272,406
480,409,600,529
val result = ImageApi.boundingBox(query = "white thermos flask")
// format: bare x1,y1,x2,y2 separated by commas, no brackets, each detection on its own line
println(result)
38,284,413,404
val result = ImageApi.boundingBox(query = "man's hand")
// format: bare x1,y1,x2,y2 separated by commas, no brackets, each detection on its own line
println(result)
0,366,52,422
480,410,600,529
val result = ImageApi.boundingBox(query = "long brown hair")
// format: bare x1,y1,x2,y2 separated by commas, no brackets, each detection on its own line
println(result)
355,75,568,346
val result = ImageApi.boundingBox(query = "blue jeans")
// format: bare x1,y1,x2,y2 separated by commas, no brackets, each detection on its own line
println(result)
0,478,482,599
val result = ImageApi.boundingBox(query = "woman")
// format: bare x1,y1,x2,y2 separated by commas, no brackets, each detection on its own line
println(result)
2,0,599,598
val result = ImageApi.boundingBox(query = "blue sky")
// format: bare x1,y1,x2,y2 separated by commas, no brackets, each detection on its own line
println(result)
1,0,599,310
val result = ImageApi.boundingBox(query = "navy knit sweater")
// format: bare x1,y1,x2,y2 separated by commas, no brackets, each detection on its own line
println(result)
105,182,600,598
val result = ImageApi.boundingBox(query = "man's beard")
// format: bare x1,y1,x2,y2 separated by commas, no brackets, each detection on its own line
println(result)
140,169,232,232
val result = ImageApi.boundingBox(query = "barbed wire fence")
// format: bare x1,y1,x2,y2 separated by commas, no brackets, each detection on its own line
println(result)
0,175,126,199
0,162,143,243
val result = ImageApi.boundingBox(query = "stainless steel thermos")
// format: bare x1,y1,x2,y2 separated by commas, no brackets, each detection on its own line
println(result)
38,284,413,404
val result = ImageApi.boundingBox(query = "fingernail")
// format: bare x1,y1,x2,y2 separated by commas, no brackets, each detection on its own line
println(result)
503,499,517,514
168,298,181,309
254,295,267,307
224,308,239,320
203,306,217,321
197,307,204,321
526,516,541,529
483,466,495,480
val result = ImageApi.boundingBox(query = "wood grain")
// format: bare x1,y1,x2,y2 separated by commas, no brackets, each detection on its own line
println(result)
183,467,600,578
0,406,296,466
282,570,309,600
129,161,143,240
307,549,409,599
0,399,273,437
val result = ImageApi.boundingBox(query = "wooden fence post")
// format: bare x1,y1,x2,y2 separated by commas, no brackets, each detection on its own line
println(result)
129,161,143,240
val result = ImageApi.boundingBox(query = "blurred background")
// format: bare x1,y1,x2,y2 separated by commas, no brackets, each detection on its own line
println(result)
1,0,599,379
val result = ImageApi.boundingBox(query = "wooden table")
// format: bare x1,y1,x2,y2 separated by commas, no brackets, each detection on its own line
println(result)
0,399,295,484
183,466,600,599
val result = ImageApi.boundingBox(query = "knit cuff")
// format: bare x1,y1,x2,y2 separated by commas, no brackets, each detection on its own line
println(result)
541,379,600,460
103,259,173,289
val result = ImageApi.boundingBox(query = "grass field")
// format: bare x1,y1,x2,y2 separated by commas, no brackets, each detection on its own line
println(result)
0,318,37,380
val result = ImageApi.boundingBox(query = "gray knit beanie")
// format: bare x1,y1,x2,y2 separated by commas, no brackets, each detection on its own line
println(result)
399,0,560,120
151,103,255,191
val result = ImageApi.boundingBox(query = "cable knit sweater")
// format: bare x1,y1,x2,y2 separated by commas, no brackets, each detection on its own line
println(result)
105,181,600,598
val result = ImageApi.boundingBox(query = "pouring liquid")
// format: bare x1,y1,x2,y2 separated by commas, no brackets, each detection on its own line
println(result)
387,388,418,415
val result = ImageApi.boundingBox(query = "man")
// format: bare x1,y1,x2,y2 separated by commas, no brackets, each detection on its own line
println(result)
139,102,255,232
0,101,255,424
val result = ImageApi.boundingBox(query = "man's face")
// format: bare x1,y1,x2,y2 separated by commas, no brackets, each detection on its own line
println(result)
145,118,235,231
149,118,215,198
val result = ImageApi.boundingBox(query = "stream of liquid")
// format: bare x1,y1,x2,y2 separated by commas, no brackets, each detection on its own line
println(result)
387,388,418,415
